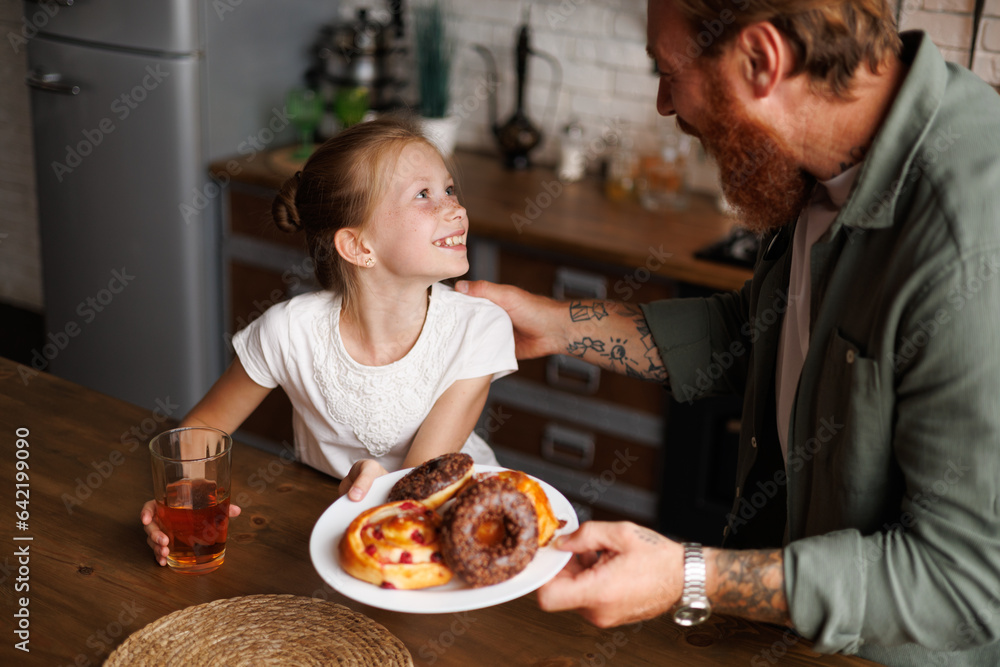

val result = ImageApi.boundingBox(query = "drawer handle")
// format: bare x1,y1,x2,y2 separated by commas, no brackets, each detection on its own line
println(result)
541,423,595,469
553,267,607,300
546,354,600,394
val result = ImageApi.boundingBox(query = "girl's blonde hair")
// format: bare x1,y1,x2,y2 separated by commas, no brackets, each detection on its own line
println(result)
272,114,438,313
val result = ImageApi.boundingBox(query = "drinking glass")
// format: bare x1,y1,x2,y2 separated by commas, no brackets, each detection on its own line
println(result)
286,87,324,159
149,427,232,574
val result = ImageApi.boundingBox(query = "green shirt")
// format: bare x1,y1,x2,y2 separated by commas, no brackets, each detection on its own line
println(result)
642,32,1000,666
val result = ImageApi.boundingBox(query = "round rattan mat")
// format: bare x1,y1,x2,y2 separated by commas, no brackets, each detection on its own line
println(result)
104,594,413,666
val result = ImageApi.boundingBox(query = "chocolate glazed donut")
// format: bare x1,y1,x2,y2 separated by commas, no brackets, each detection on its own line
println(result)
441,476,539,587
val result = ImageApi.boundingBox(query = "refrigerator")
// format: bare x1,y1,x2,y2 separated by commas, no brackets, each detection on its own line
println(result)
26,0,336,413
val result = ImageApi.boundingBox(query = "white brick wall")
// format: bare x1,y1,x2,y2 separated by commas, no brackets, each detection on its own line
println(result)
0,3,43,311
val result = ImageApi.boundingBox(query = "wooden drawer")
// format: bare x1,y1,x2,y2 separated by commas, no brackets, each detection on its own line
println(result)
487,402,660,492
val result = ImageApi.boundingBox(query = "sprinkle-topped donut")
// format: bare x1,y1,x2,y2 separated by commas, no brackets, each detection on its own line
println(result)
441,476,539,587
388,452,474,509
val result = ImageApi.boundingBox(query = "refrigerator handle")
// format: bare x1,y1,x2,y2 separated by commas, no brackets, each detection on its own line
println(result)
25,70,80,95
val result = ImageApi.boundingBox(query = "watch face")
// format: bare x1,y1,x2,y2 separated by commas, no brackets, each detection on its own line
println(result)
673,603,712,627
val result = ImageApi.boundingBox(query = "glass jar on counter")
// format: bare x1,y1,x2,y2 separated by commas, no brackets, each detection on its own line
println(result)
636,118,692,211
604,131,638,202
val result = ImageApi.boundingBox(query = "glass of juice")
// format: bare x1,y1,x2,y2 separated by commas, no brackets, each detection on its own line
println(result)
149,427,232,574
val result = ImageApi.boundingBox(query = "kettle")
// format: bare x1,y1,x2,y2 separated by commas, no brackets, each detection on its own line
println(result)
473,9,561,169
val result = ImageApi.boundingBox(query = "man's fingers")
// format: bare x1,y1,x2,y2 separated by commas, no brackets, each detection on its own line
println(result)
551,521,623,555
455,279,495,298
537,556,606,612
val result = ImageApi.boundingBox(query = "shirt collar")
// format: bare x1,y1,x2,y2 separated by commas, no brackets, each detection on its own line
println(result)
835,31,948,232
820,163,862,210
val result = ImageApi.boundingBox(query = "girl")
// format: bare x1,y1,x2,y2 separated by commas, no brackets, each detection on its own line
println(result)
141,115,516,565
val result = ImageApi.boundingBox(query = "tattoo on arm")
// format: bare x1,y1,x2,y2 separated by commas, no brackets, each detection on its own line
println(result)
709,549,790,626
564,301,667,382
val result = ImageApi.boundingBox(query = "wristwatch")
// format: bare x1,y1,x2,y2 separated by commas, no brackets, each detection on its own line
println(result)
672,542,712,626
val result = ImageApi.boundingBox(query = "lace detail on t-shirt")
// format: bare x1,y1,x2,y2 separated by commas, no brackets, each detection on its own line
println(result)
312,292,459,457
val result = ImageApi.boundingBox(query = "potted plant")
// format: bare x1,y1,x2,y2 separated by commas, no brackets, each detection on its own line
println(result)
414,1,460,156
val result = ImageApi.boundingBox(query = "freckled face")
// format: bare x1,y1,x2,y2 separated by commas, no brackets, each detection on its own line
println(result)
365,141,469,283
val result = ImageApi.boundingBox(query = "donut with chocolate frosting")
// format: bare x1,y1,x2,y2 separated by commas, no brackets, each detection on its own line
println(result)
388,452,474,510
441,476,538,587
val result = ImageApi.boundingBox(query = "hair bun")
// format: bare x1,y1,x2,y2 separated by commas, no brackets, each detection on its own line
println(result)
273,171,303,233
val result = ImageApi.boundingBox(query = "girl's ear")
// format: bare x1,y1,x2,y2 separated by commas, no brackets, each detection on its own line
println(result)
333,227,372,267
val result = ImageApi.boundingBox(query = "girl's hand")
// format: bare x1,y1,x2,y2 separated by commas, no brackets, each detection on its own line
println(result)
339,459,389,501
140,499,242,566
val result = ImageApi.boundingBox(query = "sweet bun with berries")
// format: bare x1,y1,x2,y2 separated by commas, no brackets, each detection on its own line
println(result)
338,500,452,590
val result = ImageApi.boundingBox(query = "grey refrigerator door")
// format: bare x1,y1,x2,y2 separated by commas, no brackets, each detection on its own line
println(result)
24,0,200,54
28,34,216,411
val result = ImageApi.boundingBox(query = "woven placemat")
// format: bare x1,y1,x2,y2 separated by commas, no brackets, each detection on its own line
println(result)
104,594,413,666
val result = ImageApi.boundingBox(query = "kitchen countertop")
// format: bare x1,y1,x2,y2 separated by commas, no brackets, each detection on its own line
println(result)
211,146,753,293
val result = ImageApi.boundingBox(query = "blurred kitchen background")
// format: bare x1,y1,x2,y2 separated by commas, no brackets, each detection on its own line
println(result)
1,0,998,414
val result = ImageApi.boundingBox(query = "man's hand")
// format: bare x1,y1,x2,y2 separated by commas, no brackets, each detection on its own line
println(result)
458,280,667,381
537,521,684,627
456,280,565,360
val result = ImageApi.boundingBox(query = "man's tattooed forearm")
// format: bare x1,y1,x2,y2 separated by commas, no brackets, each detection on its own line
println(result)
563,301,667,381
710,549,790,626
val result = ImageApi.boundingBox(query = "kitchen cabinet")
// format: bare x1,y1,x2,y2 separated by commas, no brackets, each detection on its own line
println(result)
212,148,752,542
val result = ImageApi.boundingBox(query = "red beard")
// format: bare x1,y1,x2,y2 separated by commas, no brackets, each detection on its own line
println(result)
684,68,814,235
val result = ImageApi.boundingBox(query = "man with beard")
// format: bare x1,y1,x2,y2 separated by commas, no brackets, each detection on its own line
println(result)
453,0,1000,664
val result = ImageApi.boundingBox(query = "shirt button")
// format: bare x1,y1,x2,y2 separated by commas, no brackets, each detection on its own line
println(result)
846,350,856,364
751,436,758,448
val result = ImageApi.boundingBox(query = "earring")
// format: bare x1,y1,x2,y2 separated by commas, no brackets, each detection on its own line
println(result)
364,257,375,267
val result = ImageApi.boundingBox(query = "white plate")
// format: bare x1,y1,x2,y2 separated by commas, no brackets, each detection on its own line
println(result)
309,465,579,613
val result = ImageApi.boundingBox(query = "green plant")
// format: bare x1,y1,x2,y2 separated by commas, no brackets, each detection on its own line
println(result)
414,1,453,118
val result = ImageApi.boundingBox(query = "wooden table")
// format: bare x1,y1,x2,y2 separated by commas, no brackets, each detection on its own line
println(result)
0,356,875,666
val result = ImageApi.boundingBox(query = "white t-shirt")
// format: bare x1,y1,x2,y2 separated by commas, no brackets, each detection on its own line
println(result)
232,282,517,479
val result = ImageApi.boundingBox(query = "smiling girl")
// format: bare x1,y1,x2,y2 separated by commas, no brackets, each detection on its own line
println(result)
141,115,516,565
